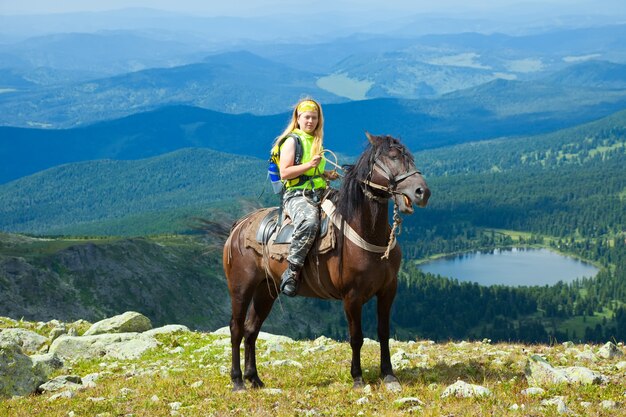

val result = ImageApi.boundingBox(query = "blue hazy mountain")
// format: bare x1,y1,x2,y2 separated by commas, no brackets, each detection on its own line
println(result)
3,67,626,185
0,50,346,128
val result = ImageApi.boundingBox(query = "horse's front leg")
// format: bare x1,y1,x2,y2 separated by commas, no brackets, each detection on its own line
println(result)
377,286,401,391
343,295,365,388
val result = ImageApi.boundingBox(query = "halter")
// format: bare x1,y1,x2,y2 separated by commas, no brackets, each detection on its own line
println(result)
359,148,422,259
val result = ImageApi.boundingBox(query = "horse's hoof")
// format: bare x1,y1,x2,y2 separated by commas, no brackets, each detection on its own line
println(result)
352,377,365,389
383,375,402,393
250,377,265,389
232,382,246,392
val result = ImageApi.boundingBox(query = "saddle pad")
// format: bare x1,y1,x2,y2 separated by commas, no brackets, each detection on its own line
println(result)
244,208,335,260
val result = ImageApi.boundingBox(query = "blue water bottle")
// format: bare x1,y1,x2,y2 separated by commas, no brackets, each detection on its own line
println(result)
268,162,283,194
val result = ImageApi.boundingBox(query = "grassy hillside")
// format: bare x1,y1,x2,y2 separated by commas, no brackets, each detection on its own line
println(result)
2,318,625,416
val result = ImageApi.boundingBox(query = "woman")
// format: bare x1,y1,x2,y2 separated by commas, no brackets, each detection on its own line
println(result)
274,98,338,297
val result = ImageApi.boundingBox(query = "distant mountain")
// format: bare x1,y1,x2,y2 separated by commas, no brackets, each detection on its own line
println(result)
543,60,626,89
0,31,205,78
0,50,345,127
3,77,626,184
312,25,626,99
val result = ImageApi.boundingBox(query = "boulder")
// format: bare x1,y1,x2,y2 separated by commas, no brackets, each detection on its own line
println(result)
525,354,608,386
83,311,152,336
31,352,64,376
0,328,47,354
49,333,158,361
212,326,294,344
143,324,190,337
38,375,83,393
0,340,48,397
597,342,624,359
441,380,492,398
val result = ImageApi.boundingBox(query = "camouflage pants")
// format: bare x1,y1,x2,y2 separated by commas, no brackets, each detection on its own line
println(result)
283,189,322,268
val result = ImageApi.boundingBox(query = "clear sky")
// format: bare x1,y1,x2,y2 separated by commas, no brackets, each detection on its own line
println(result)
1,0,624,17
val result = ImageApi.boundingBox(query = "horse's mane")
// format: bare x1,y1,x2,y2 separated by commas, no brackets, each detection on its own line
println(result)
334,134,414,224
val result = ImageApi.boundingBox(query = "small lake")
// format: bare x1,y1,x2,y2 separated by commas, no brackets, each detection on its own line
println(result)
417,248,599,286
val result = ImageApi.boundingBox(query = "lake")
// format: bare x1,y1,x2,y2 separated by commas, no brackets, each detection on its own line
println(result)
417,248,599,286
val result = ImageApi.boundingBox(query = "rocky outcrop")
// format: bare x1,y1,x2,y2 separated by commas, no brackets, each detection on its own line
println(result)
83,311,152,336
0,328,47,354
0,311,191,398
49,333,159,361
0,340,49,397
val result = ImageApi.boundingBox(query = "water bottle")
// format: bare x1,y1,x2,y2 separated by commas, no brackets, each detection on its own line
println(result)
268,162,283,194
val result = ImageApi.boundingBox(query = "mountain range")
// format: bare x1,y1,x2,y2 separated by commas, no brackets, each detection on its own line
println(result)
2,106,625,237
2,58,626,184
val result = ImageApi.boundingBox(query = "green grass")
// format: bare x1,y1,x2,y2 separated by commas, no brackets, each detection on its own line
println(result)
2,318,625,417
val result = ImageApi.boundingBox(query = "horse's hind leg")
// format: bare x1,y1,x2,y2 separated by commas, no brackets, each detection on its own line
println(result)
228,275,256,391
243,281,278,388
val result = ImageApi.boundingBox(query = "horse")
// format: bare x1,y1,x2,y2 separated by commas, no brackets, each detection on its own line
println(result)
222,132,430,391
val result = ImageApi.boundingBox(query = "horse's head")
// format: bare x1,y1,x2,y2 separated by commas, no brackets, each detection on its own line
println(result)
364,132,430,214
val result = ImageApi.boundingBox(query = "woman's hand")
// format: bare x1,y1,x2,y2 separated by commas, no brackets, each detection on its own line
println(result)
324,170,339,181
309,154,322,168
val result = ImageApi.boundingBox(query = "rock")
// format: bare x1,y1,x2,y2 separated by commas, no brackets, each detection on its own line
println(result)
394,397,425,406
49,326,67,342
190,380,203,388
313,335,334,345
266,359,303,368
541,396,571,414
48,390,75,400
211,326,294,344
597,342,624,359
31,353,64,376
441,380,492,398
0,328,48,354
84,312,152,336
563,366,608,385
600,400,620,409
525,354,608,386
525,355,571,385
0,340,48,397
521,387,545,396
49,333,158,361
143,325,190,337
356,396,369,404
391,350,411,370
38,375,83,393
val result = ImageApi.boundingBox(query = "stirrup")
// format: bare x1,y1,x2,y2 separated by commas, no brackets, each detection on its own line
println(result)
280,268,299,297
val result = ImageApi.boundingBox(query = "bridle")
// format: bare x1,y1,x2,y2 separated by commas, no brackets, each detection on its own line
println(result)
361,149,422,203
358,146,422,259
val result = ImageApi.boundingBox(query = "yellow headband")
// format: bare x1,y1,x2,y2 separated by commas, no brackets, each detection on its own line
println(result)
297,100,318,114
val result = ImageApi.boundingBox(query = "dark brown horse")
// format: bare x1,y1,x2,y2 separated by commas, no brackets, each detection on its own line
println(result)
223,133,430,391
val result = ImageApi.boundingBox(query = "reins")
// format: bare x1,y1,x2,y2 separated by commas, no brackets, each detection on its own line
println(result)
322,147,419,260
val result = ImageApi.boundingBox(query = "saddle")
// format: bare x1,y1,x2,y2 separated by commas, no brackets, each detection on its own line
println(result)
243,206,335,262
255,208,330,245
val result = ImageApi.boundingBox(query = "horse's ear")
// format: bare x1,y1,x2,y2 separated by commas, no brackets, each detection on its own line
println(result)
365,131,377,145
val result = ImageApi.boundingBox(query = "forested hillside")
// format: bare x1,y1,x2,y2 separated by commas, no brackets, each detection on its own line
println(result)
1,107,626,343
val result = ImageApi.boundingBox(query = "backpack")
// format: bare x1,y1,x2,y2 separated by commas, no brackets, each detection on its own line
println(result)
269,133,303,166
267,133,304,194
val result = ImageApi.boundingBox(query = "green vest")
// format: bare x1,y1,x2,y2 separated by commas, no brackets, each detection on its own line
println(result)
281,129,326,190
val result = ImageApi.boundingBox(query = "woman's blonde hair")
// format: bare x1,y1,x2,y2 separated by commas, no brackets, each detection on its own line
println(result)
274,97,324,155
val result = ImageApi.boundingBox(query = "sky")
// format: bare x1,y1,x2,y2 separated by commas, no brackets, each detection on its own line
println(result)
2,0,624,17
